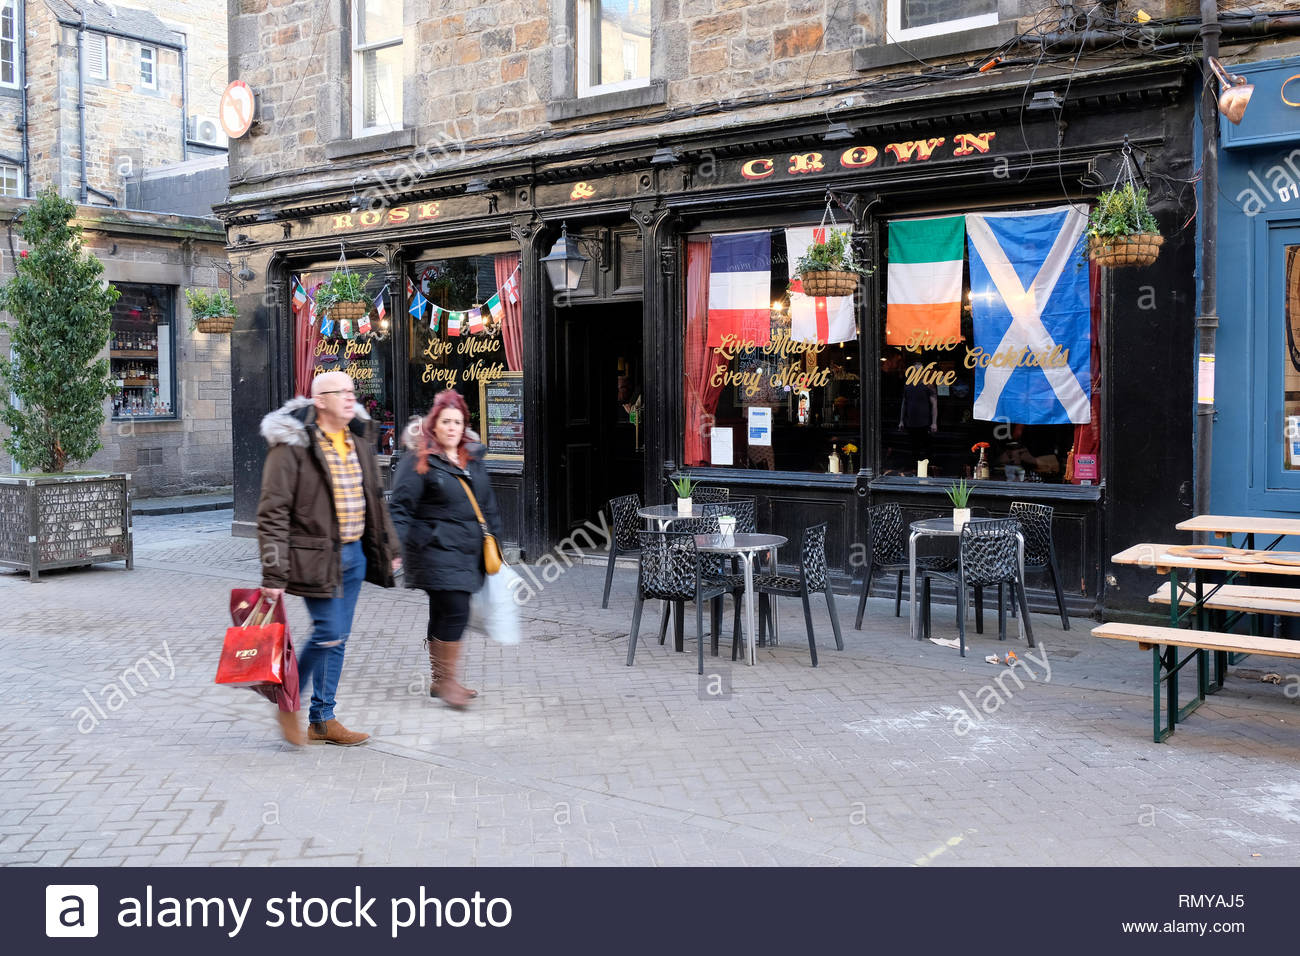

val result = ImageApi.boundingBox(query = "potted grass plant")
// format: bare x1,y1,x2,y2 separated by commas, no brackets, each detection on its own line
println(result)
792,229,870,297
314,269,374,322
1087,183,1163,268
947,478,973,530
671,474,697,515
184,287,237,334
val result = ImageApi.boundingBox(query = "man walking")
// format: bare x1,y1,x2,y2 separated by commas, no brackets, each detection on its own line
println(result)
257,371,401,746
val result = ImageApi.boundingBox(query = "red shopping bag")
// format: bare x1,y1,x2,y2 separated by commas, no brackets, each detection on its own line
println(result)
217,595,285,685
226,589,300,713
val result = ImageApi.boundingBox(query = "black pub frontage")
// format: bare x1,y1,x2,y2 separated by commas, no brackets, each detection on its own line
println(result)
221,60,1197,617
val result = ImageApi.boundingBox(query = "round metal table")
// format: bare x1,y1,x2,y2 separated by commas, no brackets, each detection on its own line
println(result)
696,533,787,666
907,517,1025,643
638,503,710,531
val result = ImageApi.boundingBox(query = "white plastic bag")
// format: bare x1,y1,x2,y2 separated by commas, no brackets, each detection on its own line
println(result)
468,565,522,645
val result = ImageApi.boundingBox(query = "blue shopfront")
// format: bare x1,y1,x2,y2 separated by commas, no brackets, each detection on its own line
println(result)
1212,56,1300,518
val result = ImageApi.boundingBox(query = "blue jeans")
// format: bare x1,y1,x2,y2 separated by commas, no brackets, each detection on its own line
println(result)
299,540,366,724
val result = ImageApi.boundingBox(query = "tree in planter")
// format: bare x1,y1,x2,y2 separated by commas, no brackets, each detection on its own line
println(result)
0,188,119,473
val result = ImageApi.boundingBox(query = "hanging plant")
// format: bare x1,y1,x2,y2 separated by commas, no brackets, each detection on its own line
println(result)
792,227,869,297
1088,183,1163,268
185,288,237,334
315,269,375,321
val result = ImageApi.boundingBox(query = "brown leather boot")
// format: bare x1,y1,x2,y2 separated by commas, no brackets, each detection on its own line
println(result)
276,708,306,746
427,638,476,700
430,638,473,708
307,719,370,746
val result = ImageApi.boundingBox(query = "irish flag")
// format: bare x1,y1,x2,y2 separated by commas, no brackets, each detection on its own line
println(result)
886,215,964,346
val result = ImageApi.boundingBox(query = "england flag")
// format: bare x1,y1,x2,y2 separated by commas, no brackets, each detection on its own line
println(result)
965,204,1091,424
785,226,857,345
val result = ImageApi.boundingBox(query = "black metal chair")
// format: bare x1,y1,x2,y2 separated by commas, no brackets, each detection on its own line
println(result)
602,493,642,609
1010,501,1070,630
920,518,1035,657
627,531,738,675
754,522,843,667
853,503,956,629
692,485,730,503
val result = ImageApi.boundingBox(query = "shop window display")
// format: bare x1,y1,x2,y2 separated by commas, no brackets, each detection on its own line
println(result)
406,252,523,460
110,284,175,419
683,228,861,474
880,207,1101,484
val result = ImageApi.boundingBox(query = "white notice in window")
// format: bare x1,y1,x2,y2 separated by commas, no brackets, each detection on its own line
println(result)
711,427,734,466
747,407,772,446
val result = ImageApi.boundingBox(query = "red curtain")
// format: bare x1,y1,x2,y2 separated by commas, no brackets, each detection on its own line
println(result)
684,239,725,466
495,253,523,372
1069,262,1102,482
292,279,322,398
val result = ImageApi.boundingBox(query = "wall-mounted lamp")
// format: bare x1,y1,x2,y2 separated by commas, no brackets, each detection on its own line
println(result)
823,122,855,142
650,146,679,166
235,257,255,282
465,177,490,194
541,222,589,292
1027,90,1064,111
1207,56,1253,125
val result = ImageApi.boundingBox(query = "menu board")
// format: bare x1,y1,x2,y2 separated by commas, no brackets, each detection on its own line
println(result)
480,371,524,461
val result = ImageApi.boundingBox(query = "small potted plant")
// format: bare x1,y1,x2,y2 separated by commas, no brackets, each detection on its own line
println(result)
184,287,237,334
792,229,870,298
670,474,697,515
1087,183,1162,268
842,442,858,472
947,478,973,530
314,269,375,322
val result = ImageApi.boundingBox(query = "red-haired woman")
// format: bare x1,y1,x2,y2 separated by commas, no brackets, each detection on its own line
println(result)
389,389,503,708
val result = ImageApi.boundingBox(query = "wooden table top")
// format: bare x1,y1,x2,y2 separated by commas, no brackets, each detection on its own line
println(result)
1175,514,1300,537
1111,543,1300,576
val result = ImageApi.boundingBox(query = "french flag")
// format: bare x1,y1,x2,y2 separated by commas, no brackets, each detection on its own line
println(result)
707,231,771,347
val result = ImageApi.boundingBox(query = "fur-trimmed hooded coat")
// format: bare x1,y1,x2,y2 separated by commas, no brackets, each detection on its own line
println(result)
256,397,400,597
387,439,503,593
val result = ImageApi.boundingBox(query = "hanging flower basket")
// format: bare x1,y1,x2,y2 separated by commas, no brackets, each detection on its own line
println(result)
800,270,860,297
1088,233,1163,268
194,314,235,333
324,300,368,322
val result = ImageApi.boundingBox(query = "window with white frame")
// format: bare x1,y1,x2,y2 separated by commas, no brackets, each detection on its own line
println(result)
352,0,403,135
0,163,21,197
576,0,651,97
886,0,997,44
0,0,18,89
139,46,156,89
84,32,107,81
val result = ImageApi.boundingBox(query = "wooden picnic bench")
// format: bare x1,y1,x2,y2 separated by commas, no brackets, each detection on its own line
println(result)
1092,621,1300,742
1147,581,1300,617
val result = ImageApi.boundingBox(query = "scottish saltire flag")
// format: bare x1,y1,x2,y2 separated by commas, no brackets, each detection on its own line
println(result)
486,293,504,324
429,304,443,332
886,216,964,346
447,311,462,337
785,226,856,345
408,290,427,321
292,276,308,307
965,204,1091,424
708,231,771,347
373,290,386,321
319,314,334,337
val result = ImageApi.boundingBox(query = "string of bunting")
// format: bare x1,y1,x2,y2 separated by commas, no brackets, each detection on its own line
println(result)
406,265,520,338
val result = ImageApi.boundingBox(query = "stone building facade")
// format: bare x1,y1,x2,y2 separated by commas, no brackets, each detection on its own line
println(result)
220,1,1300,613
0,0,233,496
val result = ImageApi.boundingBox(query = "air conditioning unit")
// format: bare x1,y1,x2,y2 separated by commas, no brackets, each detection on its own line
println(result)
188,115,227,148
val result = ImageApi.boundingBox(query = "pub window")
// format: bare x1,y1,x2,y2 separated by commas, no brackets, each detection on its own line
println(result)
110,284,176,420
576,0,651,97
683,227,861,474
407,252,523,462
352,0,403,135
0,0,19,89
886,0,997,43
295,269,396,454
880,206,1101,486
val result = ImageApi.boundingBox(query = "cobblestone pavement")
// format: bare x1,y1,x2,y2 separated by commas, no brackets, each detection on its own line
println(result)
4,509,1300,867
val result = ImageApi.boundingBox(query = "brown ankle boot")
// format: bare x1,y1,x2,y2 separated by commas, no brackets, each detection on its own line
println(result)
430,638,473,708
427,638,477,700
307,719,370,746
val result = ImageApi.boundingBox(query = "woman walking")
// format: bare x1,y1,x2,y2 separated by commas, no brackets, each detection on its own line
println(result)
389,389,503,708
